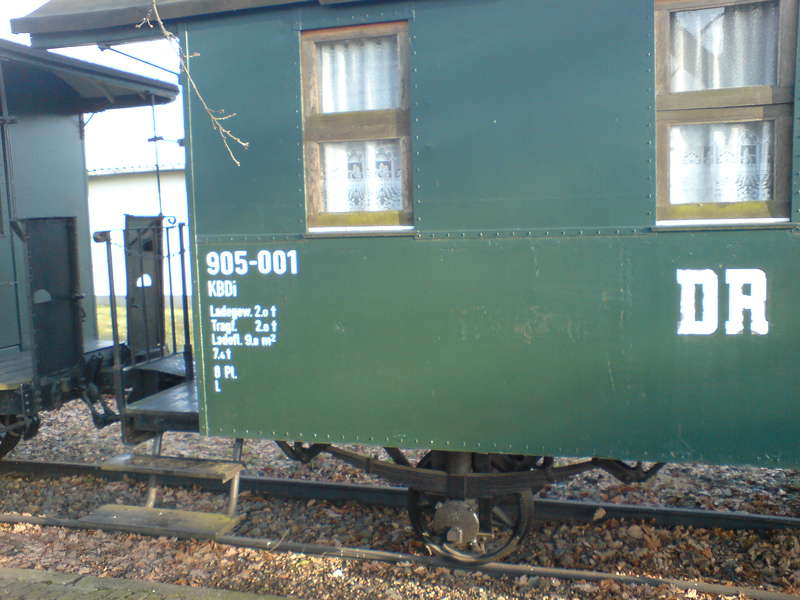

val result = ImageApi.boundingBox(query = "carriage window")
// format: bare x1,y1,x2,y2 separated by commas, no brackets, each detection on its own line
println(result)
655,0,796,223
301,22,412,232
669,121,774,206
670,3,779,93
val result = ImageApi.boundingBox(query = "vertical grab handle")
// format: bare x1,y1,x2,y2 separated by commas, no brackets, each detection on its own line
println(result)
178,223,193,379
94,230,125,414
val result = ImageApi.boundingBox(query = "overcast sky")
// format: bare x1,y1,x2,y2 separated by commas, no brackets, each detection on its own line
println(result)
0,1,185,173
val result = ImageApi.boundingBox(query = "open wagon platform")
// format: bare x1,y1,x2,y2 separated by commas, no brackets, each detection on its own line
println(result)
0,39,179,461
0,341,114,392
89,217,197,443
0,350,31,392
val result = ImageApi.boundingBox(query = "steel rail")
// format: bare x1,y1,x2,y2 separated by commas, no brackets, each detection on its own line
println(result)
2,458,800,533
0,511,795,600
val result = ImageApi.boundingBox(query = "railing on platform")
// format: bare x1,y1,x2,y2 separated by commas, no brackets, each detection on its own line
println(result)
92,216,193,415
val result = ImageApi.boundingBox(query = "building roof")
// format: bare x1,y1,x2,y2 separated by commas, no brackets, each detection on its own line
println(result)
0,38,178,112
89,162,184,176
12,0,362,48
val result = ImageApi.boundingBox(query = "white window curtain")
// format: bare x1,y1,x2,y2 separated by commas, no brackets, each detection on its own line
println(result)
318,36,400,113
322,140,404,212
670,121,774,204
671,1,779,92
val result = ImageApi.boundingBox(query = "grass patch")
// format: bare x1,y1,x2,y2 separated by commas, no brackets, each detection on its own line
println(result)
96,301,192,351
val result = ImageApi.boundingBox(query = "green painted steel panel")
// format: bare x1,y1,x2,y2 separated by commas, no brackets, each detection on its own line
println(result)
411,0,655,231
183,0,800,468
294,2,413,30
0,239,17,348
184,0,653,236
184,10,305,237
194,231,800,467
10,114,97,346
790,3,800,222
0,139,19,349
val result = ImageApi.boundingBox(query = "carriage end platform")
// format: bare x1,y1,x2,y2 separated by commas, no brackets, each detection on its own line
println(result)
0,340,114,393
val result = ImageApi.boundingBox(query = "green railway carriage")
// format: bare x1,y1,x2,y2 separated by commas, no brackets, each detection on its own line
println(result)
0,39,177,457
14,0,800,562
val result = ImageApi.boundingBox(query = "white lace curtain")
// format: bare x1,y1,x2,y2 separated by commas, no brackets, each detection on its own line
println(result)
322,140,404,212
669,2,778,205
671,1,778,92
670,121,773,205
318,36,400,113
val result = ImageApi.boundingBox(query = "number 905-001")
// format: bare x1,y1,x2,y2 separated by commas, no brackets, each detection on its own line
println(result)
206,250,299,276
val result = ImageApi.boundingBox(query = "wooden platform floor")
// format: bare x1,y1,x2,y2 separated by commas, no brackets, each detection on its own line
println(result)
101,453,242,482
80,504,242,538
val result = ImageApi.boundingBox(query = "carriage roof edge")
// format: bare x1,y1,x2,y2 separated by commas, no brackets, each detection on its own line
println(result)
11,0,371,48
0,38,178,112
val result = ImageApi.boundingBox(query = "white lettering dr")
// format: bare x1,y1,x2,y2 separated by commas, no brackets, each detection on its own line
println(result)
676,268,768,336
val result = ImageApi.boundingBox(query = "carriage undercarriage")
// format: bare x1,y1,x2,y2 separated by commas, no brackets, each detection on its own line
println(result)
280,444,664,563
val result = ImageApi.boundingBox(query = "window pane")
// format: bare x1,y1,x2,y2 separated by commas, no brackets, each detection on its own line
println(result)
322,140,404,212
669,121,773,204
318,36,400,113
671,1,778,92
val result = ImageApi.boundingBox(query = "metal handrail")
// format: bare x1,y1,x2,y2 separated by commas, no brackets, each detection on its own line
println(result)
92,218,192,412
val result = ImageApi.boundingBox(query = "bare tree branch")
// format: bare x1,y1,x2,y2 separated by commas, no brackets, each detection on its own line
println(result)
139,0,250,166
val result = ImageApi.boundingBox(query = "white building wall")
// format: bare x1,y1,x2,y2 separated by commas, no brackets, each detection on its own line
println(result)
88,169,190,298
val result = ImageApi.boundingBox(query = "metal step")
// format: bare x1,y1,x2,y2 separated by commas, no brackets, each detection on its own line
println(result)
101,454,243,483
126,353,188,378
122,381,199,438
125,381,198,417
79,504,242,537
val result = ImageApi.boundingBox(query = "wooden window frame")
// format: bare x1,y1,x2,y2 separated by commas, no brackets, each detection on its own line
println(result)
655,0,797,222
300,22,412,231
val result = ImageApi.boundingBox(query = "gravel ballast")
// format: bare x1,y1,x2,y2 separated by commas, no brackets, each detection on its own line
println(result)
0,402,798,599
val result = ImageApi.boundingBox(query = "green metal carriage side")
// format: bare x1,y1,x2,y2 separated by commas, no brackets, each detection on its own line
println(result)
186,0,800,468
17,0,800,468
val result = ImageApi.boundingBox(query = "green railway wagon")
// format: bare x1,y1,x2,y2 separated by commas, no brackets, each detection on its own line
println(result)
15,0,800,561
0,39,177,458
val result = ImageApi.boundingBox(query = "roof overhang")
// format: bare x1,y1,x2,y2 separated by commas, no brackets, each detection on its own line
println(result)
12,0,368,49
0,39,178,112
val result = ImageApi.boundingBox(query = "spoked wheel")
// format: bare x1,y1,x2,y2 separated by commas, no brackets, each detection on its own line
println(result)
408,488,533,564
407,452,534,564
0,416,22,459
